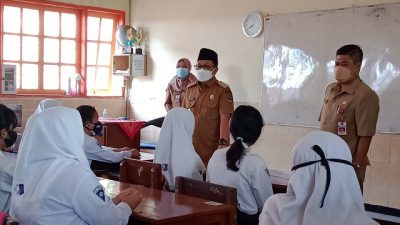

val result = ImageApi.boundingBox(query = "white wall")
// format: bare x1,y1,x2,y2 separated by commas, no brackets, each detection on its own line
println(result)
130,0,400,207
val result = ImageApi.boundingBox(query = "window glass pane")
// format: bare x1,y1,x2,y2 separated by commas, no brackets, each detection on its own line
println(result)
87,17,100,41
4,6,20,33
44,11,60,37
87,42,98,65
99,18,114,42
61,13,76,38
95,67,109,89
43,65,60,89
21,63,38,89
3,35,20,60
22,8,39,35
61,40,76,64
111,75,123,96
60,66,76,91
98,43,111,65
86,66,96,92
44,38,59,63
22,36,38,62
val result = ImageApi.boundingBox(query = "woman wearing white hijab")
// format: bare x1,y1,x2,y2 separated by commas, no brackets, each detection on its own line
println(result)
34,99,63,114
10,107,142,225
259,131,378,225
154,107,205,191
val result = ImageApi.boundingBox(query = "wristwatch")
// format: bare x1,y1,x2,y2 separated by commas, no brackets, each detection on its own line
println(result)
218,138,228,146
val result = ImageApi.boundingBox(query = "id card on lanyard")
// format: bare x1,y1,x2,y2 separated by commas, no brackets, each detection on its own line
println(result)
336,105,347,136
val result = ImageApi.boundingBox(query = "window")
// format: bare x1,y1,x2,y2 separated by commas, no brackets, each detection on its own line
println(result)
0,0,125,96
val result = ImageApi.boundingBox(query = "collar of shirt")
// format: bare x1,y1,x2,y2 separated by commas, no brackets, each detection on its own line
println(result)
332,78,362,95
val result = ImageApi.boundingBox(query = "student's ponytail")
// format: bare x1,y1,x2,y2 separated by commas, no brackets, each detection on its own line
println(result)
226,138,245,171
225,105,264,172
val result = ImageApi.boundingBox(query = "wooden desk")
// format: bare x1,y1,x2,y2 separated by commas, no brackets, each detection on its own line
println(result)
96,120,142,150
99,179,235,225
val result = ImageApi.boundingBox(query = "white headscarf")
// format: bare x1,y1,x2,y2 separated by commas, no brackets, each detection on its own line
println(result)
34,99,63,114
154,107,205,190
11,107,89,206
260,131,378,225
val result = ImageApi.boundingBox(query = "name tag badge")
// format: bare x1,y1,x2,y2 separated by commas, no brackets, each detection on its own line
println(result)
174,94,180,103
338,122,347,136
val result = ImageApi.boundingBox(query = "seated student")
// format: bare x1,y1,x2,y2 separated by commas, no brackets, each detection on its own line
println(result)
10,107,142,225
154,107,205,191
259,131,378,225
207,105,273,225
34,98,63,114
76,105,140,165
0,104,18,212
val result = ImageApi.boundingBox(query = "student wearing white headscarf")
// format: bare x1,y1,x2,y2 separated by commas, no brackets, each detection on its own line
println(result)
154,107,205,191
34,99,63,114
10,107,142,225
259,131,378,225
207,105,273,225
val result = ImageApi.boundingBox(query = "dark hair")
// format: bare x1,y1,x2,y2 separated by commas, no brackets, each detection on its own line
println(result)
336,44,363,65
226,105,264,171
0,104,17,131
76,105,97,125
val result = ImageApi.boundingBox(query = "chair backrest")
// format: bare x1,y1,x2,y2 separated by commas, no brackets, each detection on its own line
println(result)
175,176,237,206
120,158,163,190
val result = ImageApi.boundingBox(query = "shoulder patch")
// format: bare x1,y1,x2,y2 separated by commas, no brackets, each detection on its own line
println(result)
93,185,105,201
218,81,229,88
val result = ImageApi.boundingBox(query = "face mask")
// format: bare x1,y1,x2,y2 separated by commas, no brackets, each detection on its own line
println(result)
92,122,103,136
176,68,189,79
334,66,353,83
4,130,17,147
195,69,213,82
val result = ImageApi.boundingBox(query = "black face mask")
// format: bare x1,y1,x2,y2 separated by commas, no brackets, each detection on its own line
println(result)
92,122,103,136
5,130,17,147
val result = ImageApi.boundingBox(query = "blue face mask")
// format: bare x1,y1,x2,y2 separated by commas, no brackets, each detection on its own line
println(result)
176,68,189,79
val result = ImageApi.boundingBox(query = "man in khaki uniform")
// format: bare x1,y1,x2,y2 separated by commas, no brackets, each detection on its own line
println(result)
319,44,379,190
181,48,234,165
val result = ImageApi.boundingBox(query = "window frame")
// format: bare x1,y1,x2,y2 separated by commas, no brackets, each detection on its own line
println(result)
0,0,125,98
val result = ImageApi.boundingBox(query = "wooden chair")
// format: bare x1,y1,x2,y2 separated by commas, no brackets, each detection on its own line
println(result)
175,176,237,225
175,176,237,205
120,158,163,190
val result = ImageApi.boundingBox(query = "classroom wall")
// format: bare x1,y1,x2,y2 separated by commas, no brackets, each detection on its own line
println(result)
130,0,400,208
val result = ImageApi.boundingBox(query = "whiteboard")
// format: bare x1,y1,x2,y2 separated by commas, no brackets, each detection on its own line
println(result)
261,3,400,133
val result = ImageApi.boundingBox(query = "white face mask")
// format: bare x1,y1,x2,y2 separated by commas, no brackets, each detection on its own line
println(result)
334,66,353,83
195,69,213,82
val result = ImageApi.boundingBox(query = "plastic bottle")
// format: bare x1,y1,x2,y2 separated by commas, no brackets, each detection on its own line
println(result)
102,108,107,118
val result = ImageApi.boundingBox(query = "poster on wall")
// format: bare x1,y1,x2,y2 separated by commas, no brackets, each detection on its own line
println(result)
2,64,17,94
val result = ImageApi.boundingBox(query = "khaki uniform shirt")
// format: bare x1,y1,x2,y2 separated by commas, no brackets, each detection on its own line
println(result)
181,76,234,165
319,79,379,165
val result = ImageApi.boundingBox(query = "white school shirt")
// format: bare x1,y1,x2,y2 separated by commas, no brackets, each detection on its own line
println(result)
83,134,132,164
0,151,17,212
10,107,131,225
207,147,273,215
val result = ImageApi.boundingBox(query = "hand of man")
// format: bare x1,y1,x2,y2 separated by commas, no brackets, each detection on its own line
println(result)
120,189,143,212
131,149,141,158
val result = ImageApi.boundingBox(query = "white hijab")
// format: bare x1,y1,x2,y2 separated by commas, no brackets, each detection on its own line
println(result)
11,107,89,210
260,131,378,225
154,108,205,190
34,99,63,114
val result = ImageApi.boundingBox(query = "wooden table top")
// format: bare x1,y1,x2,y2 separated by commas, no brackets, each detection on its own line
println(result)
99,178,234,224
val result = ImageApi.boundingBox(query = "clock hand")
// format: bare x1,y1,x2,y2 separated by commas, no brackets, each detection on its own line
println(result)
248,24,254,29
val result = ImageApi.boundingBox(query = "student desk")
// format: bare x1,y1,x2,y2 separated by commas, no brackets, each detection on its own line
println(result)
99,178,235,225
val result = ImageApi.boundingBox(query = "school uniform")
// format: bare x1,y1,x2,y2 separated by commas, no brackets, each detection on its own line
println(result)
207,146,273,225
83,134,132,165
34,99,63,114
154,108,205,191
259,131,378,225
0,151,17,212
10,107,131,225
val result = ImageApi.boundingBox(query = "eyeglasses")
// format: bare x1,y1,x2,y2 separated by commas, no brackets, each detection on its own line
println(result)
194,64,215,70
